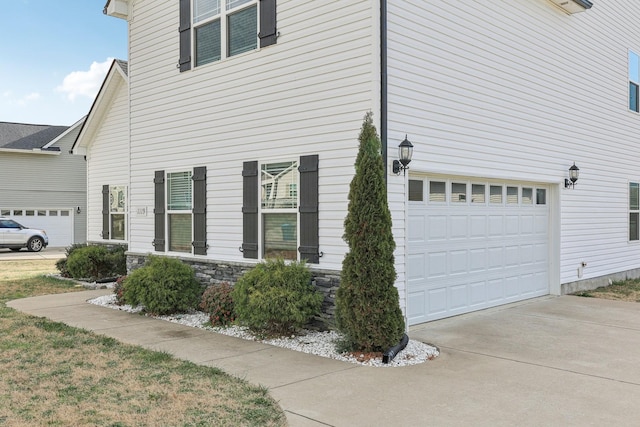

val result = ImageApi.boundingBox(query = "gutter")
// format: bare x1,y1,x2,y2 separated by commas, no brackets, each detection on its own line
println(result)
381,0,388,178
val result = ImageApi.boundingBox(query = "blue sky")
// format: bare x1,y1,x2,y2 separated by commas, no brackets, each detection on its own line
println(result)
1,1,128,126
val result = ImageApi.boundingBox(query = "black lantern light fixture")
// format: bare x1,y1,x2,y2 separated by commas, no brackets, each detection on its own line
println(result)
564,162,580,188
392,135,414,175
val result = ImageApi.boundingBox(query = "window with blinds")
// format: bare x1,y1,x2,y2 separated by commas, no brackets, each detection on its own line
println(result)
167,171,193,252
193,0,257,66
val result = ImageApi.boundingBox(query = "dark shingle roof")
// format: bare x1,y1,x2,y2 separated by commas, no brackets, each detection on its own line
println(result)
0,122,68,151
115,59,128,76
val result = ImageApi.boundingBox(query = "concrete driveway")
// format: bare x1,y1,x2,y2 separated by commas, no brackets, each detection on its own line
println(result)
8,291,640,426
0,246,65,260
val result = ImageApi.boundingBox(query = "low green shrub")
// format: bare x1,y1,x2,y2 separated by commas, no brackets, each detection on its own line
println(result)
199,282,235,326
65,245,127,280
55,243,88,277
232,258,323,336
122,256,202,315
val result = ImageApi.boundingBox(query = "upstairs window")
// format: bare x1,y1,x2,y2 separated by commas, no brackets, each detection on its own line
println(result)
194,0,257,66
630,51,639,112
180,0,277,71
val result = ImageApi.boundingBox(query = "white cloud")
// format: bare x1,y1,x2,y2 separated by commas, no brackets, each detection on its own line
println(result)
56,58,113,101
17,92,41,106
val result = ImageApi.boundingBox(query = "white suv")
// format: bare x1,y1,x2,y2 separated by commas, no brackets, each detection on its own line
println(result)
0,217,49,252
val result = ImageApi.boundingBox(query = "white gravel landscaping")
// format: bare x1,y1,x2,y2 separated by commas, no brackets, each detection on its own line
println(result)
88,294,439,367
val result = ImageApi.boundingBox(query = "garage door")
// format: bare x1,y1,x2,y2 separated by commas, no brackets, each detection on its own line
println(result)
407,177,550,325
3,209,74,247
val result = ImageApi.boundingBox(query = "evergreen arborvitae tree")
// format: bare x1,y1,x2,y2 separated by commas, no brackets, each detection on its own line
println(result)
335,112,405,352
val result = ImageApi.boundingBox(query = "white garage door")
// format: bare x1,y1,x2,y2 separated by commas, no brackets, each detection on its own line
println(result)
407,177,550,325
4,209,74,247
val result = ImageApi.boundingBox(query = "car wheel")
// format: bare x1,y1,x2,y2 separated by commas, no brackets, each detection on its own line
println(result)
27,237,44,252
10,248,21,252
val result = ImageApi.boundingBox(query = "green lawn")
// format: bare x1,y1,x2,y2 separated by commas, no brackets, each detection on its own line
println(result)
0,260,285,426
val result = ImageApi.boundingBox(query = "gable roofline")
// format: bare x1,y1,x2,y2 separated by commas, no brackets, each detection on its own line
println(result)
43,116,86,150
71,59,128,155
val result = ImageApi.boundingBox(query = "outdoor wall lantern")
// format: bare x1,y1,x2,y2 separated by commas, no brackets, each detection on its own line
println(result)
564,162,580,188
392,135,414,175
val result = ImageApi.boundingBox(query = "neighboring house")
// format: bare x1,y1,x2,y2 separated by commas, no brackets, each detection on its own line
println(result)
89,0,640,327
0,119,87,247
72,59,129,247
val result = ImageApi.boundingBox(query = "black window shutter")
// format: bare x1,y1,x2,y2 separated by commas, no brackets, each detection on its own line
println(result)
179,0,191,72
192,166,207,255
299,155,319,263
102,185,110,239
153,171,166,251
258,0,277,48
242,161,259,259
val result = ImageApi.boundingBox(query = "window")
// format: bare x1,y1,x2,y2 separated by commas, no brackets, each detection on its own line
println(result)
193,0,258,66
630,183,639,241
242,155,319,263
0,209,9,216
180,0,277,71
630,51,640,112
102,186,127,241
261,161,298,260
536,189,547,205
167,171,193,252
506,186,519,204
153,167,207,254
522,188,533,204
110,186,127,241
490,185,502,204
451,183,466,203
429,181,446,202
471,184,485,203
408,179,424,202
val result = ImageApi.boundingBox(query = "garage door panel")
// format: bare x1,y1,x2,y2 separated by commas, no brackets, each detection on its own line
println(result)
408,178,550,325
427,252,447,277
470,281,486,306
429,216,447,240
469,248,486,271
468,215,485,238
521,215,534,234
408,215,426,242
428,288,448,314
407,253,426,280
488,215,503,236
488,278,504,302
450,250,468,275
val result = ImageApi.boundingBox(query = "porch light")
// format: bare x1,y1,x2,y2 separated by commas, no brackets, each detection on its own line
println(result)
565,163,580,188
392,135,414,175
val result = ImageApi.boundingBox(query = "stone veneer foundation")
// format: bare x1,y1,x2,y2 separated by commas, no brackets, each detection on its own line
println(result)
126,253,340,330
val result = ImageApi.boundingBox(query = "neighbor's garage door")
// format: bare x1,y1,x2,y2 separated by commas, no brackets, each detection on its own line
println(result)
5,209,73,247
407,177,550,326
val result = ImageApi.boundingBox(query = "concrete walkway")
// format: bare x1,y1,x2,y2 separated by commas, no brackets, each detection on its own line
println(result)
7,292,640,426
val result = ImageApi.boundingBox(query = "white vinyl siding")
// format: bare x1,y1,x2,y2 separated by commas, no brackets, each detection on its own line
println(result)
85,76,130,244
387,0,640,291
0,122,86,245
127,0,377,271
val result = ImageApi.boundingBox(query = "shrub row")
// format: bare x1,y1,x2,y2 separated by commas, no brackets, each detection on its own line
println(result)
114,257,323,336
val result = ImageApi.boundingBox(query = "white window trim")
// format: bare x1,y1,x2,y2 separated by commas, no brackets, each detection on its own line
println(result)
109,185,128,242
258,159,300,260
192,0,259,66
166,170,193,254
